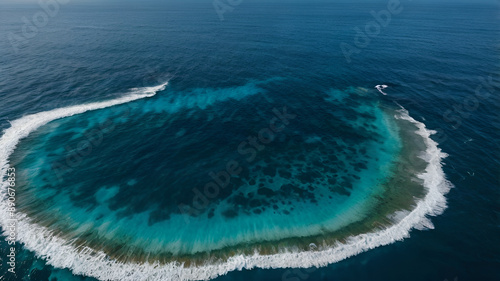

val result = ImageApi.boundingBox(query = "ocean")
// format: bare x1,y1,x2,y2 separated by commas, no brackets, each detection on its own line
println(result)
0,1,499,281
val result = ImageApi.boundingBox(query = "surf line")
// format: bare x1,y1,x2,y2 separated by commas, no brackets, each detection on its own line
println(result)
0,86,452,281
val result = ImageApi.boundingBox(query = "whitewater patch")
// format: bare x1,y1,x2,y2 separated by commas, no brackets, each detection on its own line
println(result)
375,85,389,95
0,87,452,281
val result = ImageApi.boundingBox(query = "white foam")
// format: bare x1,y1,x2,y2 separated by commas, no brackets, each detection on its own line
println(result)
0,97,452,281
375,85,389,95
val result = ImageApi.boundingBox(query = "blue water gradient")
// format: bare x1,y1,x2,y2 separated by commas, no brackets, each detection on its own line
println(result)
0,1,498,281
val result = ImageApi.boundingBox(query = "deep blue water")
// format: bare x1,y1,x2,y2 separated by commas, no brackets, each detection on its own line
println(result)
0,1,499,281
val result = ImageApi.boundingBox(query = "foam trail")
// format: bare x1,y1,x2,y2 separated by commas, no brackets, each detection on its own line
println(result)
375,85,389,95
0,97,452,281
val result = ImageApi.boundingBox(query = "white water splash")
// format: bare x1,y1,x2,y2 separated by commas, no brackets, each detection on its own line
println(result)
375,85,389,95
